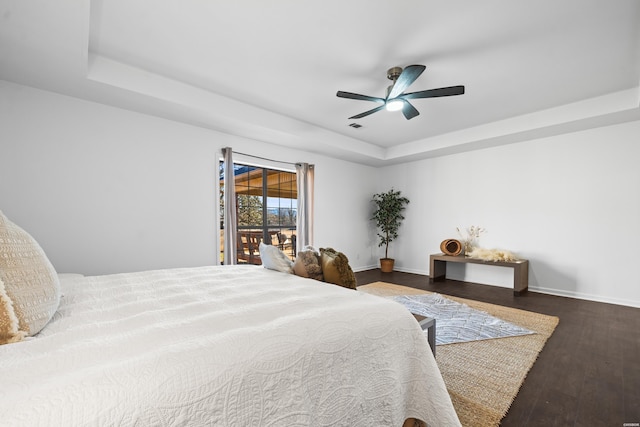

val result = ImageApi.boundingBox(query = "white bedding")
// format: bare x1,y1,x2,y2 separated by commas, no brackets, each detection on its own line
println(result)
0,265,460,426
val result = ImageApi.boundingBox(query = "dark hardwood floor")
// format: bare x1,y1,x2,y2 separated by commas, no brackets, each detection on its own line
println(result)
355,269,640,427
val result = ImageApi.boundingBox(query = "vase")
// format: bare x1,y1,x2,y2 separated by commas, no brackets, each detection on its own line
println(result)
440,239,462,256
463,241,474,257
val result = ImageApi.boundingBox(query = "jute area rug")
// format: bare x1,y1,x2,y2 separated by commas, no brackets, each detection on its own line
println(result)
358,282,559,427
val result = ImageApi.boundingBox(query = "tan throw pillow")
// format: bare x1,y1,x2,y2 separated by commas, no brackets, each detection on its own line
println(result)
0,211,60,345
319,248,357,289
292,250,323,281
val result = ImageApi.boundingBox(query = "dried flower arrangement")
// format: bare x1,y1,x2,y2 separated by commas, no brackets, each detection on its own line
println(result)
456,225,486,255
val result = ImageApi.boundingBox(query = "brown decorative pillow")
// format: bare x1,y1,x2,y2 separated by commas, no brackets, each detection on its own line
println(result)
0,211,60,345
292,249,324,281
319,248,357,289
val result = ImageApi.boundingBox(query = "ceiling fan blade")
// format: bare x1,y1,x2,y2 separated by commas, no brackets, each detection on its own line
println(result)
336,91,385,103
387,65,426,99
348,104,386,119
402,100,420,120
400,85,465,100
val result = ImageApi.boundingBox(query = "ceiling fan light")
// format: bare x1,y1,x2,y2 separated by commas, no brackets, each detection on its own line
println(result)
385,99,403,112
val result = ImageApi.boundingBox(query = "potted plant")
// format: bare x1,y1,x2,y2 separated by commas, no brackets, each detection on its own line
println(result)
371,189,410,272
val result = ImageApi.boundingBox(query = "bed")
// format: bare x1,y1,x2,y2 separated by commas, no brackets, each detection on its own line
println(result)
0,264,461,426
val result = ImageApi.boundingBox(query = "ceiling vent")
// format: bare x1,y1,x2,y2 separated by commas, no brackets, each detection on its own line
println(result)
349,123,362,128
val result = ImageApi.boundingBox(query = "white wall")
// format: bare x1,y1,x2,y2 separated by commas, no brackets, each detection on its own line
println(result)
0,80,378,275
379,122,640,307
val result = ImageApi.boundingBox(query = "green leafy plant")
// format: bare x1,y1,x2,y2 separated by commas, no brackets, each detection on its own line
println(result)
371,189,410,259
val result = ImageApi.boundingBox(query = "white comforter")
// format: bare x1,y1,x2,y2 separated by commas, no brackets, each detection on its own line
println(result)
0,265,460,426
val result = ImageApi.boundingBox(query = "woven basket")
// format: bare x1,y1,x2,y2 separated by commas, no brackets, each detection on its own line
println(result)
440,239,463,256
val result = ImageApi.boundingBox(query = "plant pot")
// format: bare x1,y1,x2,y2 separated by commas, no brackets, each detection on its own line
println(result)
380,258,395,273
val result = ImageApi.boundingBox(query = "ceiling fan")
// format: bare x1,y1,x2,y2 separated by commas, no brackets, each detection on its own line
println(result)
336,65,465,120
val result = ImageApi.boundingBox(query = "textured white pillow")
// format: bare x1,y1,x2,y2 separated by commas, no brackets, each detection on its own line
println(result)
259,242,294,273
0,211,60,344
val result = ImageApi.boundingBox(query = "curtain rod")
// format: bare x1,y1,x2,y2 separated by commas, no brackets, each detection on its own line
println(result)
231,150,300,166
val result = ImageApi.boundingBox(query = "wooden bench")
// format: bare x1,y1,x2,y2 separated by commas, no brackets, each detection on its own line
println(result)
429,253,529,295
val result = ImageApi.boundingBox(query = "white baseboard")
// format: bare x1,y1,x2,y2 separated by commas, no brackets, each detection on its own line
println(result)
352,265,428,276
352,264,378,273
390,266,429,276
529,286,640,309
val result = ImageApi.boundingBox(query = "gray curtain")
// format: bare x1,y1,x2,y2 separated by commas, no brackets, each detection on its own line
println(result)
295,162,314,252
222,147,237,265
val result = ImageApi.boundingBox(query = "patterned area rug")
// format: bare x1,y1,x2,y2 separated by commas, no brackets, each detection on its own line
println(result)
358,282,559,427
393,293,534,345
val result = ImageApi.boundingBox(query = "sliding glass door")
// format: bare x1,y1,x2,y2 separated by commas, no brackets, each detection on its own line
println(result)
220,163,297,265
